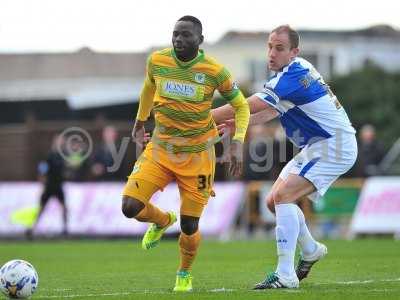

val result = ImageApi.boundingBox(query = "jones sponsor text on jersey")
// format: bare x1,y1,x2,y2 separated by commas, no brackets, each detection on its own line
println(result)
160,79,204,101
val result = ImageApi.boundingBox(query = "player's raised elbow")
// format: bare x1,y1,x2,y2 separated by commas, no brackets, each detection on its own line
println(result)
247,94,271,113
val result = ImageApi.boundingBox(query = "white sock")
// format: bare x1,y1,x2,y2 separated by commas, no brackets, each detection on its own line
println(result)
296,205,318,257
275,203,299,278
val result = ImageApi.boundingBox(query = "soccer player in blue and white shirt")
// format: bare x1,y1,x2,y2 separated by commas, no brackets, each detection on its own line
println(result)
212,25,357,289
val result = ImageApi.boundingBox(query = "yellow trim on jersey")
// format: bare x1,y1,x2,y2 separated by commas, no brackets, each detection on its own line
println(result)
230,94,250,143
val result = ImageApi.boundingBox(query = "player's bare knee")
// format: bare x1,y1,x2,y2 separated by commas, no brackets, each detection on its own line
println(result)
180,216,199,235
272,188,290,205
121,196,145,218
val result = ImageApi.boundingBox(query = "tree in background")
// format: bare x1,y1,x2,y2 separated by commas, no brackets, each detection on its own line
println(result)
330,63,400,149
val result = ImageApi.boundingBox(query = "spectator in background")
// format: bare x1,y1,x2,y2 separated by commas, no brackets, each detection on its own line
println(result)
26,135,68,238
64,137,90,181
91,126,122,180
356,124,385,177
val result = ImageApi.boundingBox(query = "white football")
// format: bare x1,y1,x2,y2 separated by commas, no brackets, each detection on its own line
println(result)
0,260,39,299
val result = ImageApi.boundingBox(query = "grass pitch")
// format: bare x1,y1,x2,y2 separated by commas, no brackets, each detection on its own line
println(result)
0,239,399,300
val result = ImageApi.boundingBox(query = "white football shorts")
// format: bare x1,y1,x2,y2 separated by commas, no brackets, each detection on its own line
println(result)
279,132,358,201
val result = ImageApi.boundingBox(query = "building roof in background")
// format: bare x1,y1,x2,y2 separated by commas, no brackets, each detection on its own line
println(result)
217,25,400,43
0,47,147,81
0,77,143,109
0,48,147,107
1,25,399,108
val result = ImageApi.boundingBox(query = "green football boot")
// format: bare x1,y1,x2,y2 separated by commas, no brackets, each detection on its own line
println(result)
141,211,177,250
173,270,193,292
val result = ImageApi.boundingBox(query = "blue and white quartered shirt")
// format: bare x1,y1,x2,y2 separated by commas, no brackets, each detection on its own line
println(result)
255,57,356,148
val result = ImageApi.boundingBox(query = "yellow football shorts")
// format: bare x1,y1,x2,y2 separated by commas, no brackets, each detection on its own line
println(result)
122,142,215,217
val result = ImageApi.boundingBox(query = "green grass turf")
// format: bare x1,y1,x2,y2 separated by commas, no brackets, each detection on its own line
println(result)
0,239,399,299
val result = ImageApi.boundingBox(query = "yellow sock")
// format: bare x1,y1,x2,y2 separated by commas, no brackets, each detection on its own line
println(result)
135,203,170,228
178,231,201,271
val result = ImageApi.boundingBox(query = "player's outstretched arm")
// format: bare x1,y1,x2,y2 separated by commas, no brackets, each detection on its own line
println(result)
247,94,278,115
216,94,278,135
211,103,235,124
212,93,276,124
247,94,279,125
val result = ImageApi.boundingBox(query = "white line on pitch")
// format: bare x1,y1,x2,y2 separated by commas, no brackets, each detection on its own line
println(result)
33,278,400,299
315,278,400,285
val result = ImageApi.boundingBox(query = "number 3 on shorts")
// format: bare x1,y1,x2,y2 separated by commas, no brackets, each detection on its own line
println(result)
197,174,211,190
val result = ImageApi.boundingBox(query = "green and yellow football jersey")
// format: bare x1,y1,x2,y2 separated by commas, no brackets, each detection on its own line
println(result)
141,48,244,153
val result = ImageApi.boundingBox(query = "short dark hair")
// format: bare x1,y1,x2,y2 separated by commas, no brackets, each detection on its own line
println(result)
271,25,299,49
178,15,202,34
